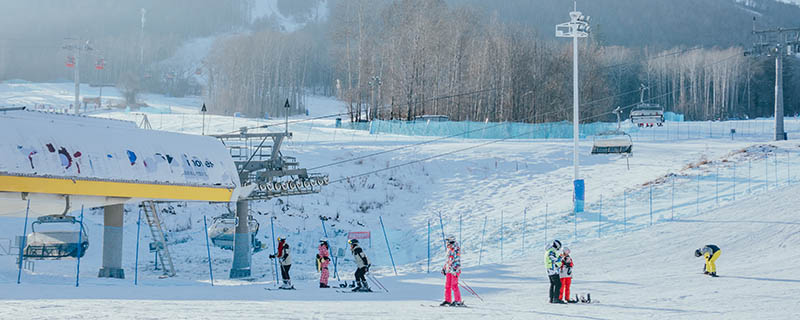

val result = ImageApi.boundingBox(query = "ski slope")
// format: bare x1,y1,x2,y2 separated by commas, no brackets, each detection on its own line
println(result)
1,84,799,319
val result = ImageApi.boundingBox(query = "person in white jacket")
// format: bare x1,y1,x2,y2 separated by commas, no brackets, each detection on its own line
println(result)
269,236,293,289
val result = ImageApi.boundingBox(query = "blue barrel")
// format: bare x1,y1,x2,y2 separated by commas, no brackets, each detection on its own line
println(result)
574,179,585,213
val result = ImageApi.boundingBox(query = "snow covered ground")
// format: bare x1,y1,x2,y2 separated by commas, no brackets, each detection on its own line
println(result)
1,83,799,319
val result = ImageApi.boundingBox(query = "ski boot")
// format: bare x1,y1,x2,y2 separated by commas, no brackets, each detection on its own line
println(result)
279,280,294,290
351,281,362,292
320,283,330,288
359,281,372,292
450,301,466,307
710,272,718,277
439,301,451,307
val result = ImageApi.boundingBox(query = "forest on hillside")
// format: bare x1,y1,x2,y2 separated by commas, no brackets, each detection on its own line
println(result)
206,0,800,122
2,0,799,121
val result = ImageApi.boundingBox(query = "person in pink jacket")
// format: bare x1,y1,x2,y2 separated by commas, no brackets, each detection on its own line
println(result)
317,238,331,288
441,235,464,307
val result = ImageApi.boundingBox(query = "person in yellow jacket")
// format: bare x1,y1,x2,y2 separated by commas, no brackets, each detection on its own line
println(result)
694,244,721,277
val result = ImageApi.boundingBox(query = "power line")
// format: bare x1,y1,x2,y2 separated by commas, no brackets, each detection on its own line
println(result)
329,52,742,184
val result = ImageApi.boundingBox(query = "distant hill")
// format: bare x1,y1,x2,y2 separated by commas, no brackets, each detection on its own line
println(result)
448,0,800,48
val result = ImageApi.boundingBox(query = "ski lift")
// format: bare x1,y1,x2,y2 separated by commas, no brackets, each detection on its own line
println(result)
65,56,76,68
630,84,664,127
592,107,633,169
95,58,105,70
207,213,262,252
23,215,89,260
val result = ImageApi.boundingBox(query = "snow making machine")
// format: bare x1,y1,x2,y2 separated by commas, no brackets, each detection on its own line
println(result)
24,214,89,260
207,212,262,251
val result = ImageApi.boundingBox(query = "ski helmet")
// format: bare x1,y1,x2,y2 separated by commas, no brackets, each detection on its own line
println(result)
348,239,359,245
694,249,702,257
562,247,570,255
445,235,456,244
277,236,287,243
552,240,562,250
320,237,329,243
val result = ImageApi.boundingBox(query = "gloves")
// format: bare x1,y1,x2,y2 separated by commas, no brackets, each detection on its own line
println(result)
269,254,275,259
316,254,320,260
365,264,371,272
441,268,446,276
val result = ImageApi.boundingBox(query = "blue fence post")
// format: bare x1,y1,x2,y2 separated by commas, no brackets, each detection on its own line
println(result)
500,210,504,263
748,158,752,193
696,174,700,215
544,203,548,247
427,219,430,273
671,177,675,220
522,208,526,253
17,199,30,284
766,153,769,191
379,216,397,275
733,162,736,201
623,190,627,232
320,218,337,279
203,216,214,286
270,217,279,285
75,205,84,287
649,184,653,226
775,153,779,188
715,166,719,206
479,215,487,266
134,207,142,285
788,152,791,184
598,195,602,237
437,211,446,250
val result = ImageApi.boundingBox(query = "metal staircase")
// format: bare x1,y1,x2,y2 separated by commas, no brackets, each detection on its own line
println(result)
142,201,176,277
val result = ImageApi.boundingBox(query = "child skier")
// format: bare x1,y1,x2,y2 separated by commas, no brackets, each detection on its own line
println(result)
544,240,563,303
559,247,574,303
269,236,293,289
440,235,464,307
695,244,721,277
318,238,331,288
348,239,371,292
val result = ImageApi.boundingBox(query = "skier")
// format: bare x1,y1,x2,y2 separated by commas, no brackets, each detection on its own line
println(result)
694,244,721,277
440,235,464,307
348,239,371,292
545,240,564,303
269,236,293,289
559,247,574,303
318,238,332,288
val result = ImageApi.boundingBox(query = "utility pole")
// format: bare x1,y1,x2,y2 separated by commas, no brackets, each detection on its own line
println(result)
556,2,590,213
62,38,94,115
747,18,800,141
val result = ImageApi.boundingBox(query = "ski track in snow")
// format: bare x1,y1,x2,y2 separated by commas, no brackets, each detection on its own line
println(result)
1,82,799,319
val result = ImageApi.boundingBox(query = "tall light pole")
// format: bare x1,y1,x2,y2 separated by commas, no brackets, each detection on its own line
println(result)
556,3,590,213
748,19,800,141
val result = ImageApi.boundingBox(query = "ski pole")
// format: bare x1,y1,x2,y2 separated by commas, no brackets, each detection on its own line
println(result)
367,273,389,292
459,280,484,302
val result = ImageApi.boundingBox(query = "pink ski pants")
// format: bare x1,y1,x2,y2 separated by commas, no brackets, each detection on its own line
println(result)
445,273,461,303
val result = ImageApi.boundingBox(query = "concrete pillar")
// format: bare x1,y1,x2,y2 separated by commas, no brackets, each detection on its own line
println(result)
98,204,125,279
229,200,251,278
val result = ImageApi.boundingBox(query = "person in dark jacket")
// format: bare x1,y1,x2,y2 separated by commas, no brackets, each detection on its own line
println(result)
348,239,371,292
269,236,293,289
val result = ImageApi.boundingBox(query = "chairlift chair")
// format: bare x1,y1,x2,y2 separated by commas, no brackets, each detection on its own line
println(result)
630,85,664,127
23,215,89,260
207,213,262,251
591,106,634,169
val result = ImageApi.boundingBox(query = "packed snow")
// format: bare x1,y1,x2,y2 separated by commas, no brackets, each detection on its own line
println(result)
1,82,799,319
